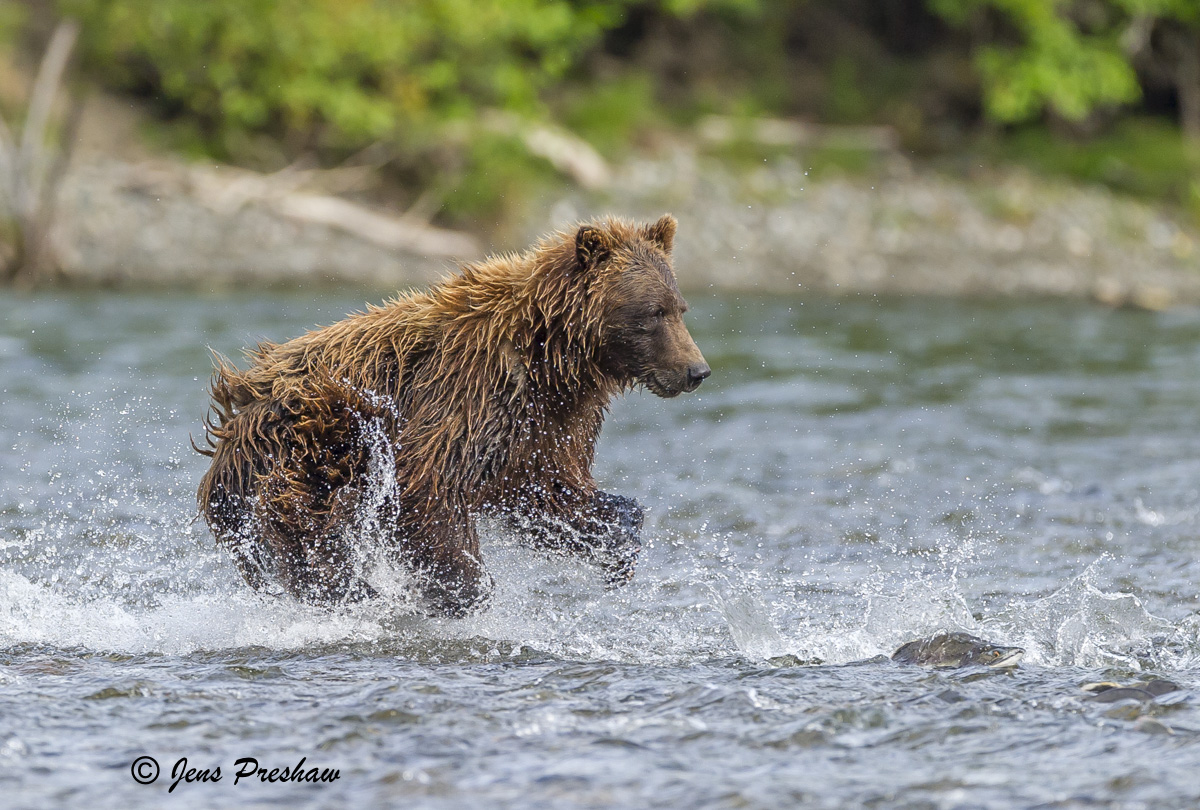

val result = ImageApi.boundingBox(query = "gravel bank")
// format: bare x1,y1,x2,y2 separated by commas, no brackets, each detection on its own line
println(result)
37,151,1200,305
546,149,1200,306
49,161,466,288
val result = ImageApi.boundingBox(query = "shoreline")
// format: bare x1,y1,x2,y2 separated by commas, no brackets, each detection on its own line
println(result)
22,149,1200,307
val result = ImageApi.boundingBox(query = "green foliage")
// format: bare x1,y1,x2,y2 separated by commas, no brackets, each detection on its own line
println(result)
439,132,560,221
0,4,24,45
976,117,1200,211
1112,0,1200,26
559,73,663,157
975,25,1139,122
826,56,872,124
61,0,627,157
39,0,1200,221
700,130,883,184
56,0,778,220
931,0,1142,123
661,0,763,14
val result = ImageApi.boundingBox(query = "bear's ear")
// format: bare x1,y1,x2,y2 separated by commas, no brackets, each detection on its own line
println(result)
643,214,676,254
575,225,612,272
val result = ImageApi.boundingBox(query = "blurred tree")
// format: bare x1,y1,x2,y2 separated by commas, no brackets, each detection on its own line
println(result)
932,0,1200,138
26,0,1200,222
929,0,1141,124
60,0,630,156
54,0,769,219
1119,0,1200,138
0,19,81,285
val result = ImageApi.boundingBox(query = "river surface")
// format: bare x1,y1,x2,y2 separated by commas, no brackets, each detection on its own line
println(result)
3,289,1200,809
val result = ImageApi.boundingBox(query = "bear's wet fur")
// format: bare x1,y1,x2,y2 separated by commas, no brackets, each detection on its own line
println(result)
196,215,709,615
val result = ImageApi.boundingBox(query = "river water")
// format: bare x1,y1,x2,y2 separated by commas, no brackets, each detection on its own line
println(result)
2,289,1200,808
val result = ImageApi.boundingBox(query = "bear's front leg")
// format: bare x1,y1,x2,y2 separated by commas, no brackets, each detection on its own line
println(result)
582,491,644,587
509,490,644,588
411,518,494,617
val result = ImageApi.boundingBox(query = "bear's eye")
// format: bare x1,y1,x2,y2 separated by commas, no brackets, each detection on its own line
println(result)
651,307,666,319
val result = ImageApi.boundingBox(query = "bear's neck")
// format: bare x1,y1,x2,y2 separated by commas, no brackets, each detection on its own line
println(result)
445,239,627,410
515,265,623,411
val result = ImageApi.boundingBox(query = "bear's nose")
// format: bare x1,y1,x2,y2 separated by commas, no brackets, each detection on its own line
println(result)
686,362,711,389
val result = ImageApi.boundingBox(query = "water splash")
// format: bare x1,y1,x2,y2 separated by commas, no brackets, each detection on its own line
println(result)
0,386,1194,672
0,569,393,655
988,558,1175,669
710,548,1183,670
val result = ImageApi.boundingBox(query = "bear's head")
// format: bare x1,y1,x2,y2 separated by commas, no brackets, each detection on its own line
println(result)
576,215,710,398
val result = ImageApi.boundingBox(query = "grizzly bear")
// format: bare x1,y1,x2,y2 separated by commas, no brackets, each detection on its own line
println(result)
195,215,709,616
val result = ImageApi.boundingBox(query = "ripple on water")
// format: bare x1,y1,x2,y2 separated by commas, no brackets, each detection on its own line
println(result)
3,292,1200,808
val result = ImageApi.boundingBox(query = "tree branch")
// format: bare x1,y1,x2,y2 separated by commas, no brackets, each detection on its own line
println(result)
16,19,79,220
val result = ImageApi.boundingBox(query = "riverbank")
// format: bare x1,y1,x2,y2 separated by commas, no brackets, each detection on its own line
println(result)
23,146,1200,307
547,148,1200,307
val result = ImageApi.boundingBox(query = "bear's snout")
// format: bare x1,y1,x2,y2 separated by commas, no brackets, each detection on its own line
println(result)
685,361,711,391
645,354,710,398
641,314,709,398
